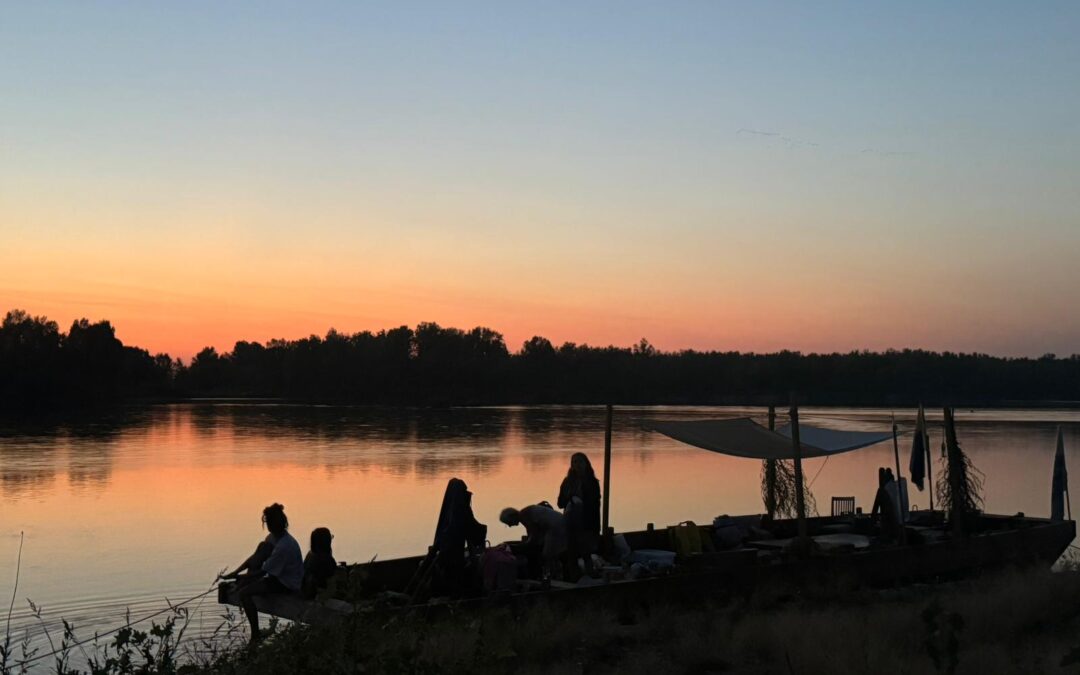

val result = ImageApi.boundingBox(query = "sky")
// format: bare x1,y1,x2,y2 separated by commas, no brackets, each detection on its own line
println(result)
2,2,1078,360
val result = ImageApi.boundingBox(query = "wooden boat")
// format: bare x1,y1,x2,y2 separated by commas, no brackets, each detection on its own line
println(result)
220,407,1076,623
219,510,1076,624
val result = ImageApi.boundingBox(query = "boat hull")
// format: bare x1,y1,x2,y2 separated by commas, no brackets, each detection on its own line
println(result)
219,513,1075,623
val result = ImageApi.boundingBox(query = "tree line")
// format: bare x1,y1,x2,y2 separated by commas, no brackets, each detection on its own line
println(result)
3,308,1080,409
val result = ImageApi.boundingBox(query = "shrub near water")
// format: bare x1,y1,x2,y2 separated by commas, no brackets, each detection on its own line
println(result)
196,565,1080,675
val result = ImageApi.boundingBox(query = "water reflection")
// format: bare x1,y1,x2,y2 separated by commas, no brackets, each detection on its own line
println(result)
0,411,146,497
3,404,1079,500
0,403,1077,670
0,439,59,497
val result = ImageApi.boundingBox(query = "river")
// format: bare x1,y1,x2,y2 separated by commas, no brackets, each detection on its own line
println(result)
1,403,1077,666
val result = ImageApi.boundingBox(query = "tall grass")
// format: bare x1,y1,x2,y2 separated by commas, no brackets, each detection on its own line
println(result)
197,562,1080,675
0,597,249,675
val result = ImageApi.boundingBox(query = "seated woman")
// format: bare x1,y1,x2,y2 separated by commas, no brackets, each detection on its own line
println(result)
301,527,337,599
221,503,303,642
430,478,487,597
500,503,568,580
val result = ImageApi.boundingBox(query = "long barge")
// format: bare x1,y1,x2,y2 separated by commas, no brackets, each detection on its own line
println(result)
219,511,1075,624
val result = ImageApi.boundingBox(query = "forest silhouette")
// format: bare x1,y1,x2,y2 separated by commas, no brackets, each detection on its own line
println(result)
3,309,1079,409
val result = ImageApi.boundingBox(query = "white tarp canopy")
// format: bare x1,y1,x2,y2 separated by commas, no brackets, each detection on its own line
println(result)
649,417,894,460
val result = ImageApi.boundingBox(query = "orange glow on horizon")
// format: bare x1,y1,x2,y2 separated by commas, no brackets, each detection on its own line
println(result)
3,198,1075,359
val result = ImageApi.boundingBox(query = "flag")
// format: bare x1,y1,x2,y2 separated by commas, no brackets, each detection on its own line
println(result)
909,404,927,491
1051,427,1069,521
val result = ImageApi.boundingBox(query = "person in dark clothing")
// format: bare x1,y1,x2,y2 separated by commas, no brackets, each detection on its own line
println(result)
871,468,902,543
429,478,487,596
557,453,601,576
301,527,337,599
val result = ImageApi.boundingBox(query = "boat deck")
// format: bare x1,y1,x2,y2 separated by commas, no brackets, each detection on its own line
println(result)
219,512,1076,624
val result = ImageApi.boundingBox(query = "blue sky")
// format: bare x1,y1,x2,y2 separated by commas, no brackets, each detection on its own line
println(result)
2,2,1078,357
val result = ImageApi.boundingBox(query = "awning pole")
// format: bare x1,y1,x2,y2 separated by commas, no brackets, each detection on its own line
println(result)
788,403,808,541
891,418,908,544
925,419,934,511
766,405,777,520
943,407,964,536
601,404,613,540
891,417,903,482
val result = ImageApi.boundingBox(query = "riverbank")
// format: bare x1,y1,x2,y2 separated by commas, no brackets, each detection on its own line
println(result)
195,563,1080,675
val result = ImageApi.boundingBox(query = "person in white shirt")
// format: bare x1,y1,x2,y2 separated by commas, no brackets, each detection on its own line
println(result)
871,468,902,543
500,503,568,580
221,503,303,642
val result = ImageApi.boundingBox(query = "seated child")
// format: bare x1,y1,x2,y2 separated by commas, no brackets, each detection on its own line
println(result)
301,527,337,599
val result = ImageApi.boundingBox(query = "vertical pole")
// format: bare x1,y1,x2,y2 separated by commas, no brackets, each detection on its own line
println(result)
891,419,907,544
1064,426,1072,521
601,404,613,539
926,429,934,511
943,407,964,536
1067,473,1073,522
766,405,777,520
891,418,903,481
789,403,808,541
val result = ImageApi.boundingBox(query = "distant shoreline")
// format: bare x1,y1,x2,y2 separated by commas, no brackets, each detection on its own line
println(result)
5,309,1080,414
5,397,1080,424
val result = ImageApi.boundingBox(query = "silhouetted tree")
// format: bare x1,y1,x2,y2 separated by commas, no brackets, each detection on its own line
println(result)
0,310,64,405
6,307,1080,408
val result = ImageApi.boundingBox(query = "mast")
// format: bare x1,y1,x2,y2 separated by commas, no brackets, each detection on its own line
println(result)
765,405,777,519
925,411,934,511
788,403,808,541
601,404,613,542
891,416,903,482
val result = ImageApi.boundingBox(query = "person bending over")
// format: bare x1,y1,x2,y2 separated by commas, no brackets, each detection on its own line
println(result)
222,503,303,642
500,503,568,580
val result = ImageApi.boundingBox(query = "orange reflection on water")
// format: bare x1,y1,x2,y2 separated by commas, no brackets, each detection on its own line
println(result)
1,404,1078,649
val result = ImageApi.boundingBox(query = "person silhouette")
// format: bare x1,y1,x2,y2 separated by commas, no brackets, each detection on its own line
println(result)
557,452,601,576
301,527,337,599
500,503,568,580
221,503,303,642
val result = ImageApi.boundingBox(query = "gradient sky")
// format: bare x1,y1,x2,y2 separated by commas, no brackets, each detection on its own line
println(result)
2,2,1078,360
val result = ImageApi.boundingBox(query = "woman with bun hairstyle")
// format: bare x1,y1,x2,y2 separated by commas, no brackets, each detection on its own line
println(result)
221,503,303,642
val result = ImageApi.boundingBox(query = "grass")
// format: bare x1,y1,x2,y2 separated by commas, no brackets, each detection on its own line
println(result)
195,559,1080,675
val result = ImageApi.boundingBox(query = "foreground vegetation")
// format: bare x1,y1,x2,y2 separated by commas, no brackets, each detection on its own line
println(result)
4,564,1080,674
5,309,1080,409
194,564,1080,675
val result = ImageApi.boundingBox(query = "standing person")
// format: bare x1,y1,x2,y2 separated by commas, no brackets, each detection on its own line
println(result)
500,503,568,580
557,452,601,576
221,503,303,642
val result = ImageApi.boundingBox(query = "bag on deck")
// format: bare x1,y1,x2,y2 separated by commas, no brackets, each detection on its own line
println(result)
481,544,518,592
667,521,713,556
712,515,749,549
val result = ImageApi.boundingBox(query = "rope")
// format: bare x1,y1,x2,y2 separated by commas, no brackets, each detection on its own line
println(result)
808,455,831,488
6,531,24,642
13,585,219,667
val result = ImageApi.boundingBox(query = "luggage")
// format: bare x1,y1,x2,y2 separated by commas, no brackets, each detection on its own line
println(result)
481,544,518,592
713,515,748,549
667,521,713,556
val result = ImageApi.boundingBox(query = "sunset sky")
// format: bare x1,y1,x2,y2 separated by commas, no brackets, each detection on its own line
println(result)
2,2,1078,360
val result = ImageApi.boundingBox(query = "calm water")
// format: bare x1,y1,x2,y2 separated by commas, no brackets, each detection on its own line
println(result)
1,403,1078,664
